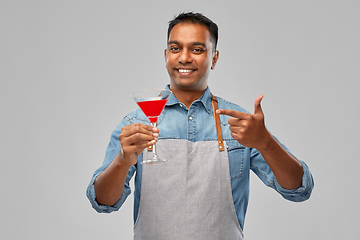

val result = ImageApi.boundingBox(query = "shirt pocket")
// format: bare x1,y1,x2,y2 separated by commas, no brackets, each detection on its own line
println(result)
226,139,246,180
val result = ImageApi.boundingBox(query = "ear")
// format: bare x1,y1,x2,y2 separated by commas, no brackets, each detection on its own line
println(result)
164,49,168,62
211,50,219,70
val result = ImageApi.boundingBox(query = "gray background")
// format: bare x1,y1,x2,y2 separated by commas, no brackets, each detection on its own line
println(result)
1,0,358,239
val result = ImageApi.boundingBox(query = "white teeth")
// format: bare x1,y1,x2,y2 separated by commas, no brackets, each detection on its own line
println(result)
178,69,194,73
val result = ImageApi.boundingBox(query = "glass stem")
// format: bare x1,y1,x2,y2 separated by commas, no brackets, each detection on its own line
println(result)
151,122,158,160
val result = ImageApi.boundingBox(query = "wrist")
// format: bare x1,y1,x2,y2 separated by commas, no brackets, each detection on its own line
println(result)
256,131,275,153
114,151,134,170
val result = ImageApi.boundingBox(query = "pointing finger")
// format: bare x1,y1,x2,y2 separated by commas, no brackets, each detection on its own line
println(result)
216,109,252,120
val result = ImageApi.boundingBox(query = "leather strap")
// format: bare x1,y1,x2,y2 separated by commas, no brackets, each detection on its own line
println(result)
148,93,225,152
211,93,225,151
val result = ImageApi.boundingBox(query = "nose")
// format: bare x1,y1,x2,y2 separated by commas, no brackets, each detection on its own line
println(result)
178,49,192,64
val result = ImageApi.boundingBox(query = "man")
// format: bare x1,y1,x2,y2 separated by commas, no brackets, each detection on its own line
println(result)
87,12,314,239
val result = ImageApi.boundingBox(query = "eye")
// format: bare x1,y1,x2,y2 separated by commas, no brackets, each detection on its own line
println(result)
192,48,205,53
170,46,180,52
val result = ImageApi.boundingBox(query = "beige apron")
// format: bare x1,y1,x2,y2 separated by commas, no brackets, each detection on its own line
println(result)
134,96,244,240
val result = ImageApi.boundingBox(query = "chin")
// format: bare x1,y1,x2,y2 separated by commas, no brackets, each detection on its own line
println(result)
174,82,207,92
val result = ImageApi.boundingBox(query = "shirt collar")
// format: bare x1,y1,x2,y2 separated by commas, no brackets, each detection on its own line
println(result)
165,84,213,114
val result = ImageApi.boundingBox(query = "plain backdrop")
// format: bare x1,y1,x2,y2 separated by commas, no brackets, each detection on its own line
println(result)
1,0,359,239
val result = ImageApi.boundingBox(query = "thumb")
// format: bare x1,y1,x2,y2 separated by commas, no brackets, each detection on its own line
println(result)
254,95,264,115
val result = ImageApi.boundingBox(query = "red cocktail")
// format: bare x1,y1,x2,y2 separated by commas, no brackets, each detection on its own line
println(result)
136,99,168,123
131,89,172,164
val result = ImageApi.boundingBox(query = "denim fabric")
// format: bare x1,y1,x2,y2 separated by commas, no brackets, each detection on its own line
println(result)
86,85,314,230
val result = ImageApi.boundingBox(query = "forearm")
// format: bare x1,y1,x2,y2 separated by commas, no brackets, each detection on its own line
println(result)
94,153,132,206
257,134,303,190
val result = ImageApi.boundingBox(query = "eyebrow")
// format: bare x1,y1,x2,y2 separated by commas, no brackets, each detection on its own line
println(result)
167,41,207,49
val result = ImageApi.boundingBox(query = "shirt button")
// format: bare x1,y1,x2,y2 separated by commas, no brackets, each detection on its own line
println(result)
179,104,183,107
189,116,193,120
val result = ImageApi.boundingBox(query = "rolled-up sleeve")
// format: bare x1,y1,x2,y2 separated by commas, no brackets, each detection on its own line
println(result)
250,139,314,202
273,160,314,202
86,166,135,213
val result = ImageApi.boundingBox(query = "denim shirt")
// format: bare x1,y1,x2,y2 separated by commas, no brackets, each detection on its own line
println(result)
86,85,314,230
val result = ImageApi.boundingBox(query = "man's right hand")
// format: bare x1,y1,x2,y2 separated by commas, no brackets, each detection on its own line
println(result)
119,123,159,166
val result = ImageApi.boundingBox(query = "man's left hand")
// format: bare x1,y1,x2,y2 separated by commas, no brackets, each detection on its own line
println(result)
216,95,270,150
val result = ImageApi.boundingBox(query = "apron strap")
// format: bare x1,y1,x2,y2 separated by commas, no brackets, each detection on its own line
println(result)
148,93,225,152
211,93,225,151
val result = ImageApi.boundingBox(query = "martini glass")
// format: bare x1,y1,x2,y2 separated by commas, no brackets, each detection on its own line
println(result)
131,89,172,164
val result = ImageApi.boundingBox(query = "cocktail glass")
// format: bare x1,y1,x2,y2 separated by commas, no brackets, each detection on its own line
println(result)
131,89,172,164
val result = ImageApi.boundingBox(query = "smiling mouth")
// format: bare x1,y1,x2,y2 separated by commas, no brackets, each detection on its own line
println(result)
176,68,196,73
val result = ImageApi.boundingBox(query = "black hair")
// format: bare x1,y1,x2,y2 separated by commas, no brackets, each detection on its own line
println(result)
167,12,218,51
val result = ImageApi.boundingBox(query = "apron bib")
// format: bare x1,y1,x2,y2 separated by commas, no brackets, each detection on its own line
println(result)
134,94,244,239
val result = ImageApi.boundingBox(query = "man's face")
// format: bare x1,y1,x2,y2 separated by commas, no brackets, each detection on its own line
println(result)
164,23,219,92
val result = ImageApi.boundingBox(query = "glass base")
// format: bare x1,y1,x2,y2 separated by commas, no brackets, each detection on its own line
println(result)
140,158,169,165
